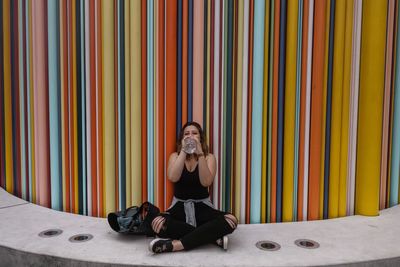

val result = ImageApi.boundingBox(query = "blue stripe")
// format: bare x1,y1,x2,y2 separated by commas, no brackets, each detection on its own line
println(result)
76,0,83,214
48,0,62,210
80,0,87,215
276,0,287,223
225,0,234,212
18,0,27,200
390,4,400,207
147,0,154,203
188,0,193,122
323,0,335,219
293,0,303,221
250,0,265,223
177,0,183,131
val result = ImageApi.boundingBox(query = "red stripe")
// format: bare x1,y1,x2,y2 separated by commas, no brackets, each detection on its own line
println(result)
97,0,104,217
165,0,178,206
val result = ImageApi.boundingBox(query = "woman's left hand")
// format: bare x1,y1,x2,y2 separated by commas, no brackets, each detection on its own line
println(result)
193,136,203,155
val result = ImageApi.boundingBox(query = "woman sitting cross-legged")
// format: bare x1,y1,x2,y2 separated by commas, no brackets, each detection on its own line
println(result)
149,121,238,253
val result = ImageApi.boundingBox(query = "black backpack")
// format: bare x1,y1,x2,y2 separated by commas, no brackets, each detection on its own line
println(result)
107,202,160,236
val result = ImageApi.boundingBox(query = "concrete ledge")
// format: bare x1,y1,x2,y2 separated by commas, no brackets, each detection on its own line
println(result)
1,187,400,267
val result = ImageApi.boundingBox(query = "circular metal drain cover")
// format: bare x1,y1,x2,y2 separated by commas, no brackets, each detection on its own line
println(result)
256,241,281,251
38,229,63,238
69,234,93,243
294,239,320,249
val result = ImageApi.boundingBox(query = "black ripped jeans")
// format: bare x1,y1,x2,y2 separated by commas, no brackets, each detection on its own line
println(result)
155,201,235,250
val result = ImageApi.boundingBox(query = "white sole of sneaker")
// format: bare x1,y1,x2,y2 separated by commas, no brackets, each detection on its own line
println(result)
223,236,228,250
148,238,169,253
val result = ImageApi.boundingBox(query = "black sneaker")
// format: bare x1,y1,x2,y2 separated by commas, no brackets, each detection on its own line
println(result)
149,238,173,253
215,236,228,250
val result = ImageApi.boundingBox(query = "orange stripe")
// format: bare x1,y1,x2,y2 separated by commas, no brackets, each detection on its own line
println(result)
3,0,14,193
308,0,327,220
166,0,178,206
297,0,310,221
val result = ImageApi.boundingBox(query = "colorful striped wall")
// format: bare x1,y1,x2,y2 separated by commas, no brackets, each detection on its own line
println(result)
1,0,399,224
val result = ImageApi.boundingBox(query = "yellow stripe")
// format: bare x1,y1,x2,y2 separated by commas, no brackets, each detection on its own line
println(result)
261,0,271,223
328,0,346,218
320,0,331,219
130,0,142,205
282,0,298,222
102,0,116,214
3,0,14,193
124,0,132,207
234,0,244,220
338,0,353,217
355,0,387,216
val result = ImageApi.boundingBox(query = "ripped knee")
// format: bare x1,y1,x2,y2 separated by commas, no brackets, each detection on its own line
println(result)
151,216,166,234
224,214,238,230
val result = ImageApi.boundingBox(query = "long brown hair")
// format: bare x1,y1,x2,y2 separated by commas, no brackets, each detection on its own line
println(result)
177,121,209,156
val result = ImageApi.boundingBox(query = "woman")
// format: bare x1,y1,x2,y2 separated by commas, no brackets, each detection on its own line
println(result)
149,121,238,253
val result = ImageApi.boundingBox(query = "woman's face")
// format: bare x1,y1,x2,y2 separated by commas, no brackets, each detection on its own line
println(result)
183,125,201,142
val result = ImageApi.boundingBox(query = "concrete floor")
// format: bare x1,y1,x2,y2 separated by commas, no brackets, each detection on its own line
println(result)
1,187,400,267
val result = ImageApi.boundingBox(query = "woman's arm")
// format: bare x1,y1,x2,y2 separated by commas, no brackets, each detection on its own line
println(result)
198,153,216,187
167,151,187,182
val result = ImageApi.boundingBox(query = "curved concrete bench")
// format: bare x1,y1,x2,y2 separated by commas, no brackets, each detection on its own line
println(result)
1,187,400,267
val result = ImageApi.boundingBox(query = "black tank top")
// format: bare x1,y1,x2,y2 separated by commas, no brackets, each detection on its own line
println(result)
174,164,209,200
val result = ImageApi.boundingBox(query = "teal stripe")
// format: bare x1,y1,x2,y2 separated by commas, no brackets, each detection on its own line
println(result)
390,7,400,207
48,0,62,210
80,0,87,215
26,0,33,203
18,0,27,200
147,0,154,203
250,0,265,224
267,0,275,223
293,0,303,221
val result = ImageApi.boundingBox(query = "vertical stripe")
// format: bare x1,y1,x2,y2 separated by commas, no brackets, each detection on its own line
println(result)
355,0,387,216
48,0,62,210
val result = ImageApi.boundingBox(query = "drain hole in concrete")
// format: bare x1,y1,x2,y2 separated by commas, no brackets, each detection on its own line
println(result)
256,241,281,251
294,239,320,249
38,229,63,238
69,234,93,243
